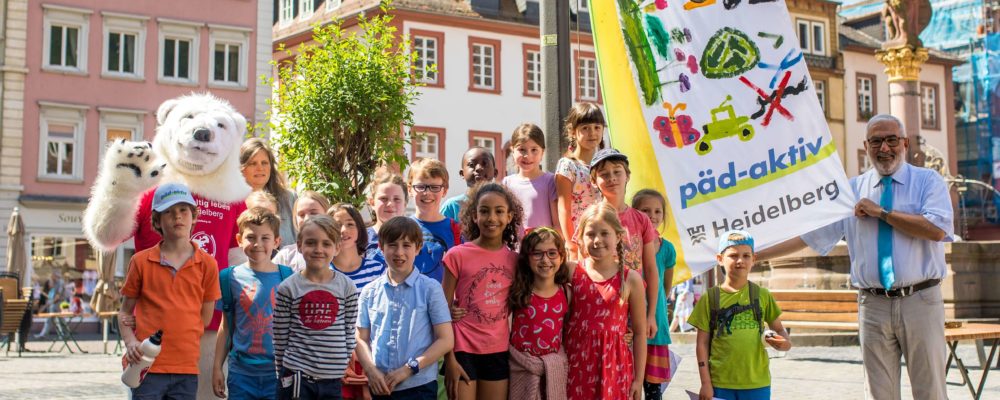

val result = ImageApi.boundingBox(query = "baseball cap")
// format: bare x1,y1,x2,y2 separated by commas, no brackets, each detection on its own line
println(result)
152,183,197,212
717,230,755,254
589,148,629,171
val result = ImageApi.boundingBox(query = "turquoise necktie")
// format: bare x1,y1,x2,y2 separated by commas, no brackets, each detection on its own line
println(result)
878,176,895,289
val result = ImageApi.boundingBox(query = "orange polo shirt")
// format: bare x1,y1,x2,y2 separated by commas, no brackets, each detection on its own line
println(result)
121,243,221,374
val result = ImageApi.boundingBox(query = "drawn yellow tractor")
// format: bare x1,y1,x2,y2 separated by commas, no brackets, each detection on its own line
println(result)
694,95,754,155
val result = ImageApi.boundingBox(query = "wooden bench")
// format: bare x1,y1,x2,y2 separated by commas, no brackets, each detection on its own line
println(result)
771,290,859,332
0,277,31,357
97,311,123,354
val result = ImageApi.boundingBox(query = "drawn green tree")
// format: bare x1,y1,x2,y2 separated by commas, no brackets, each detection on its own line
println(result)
268,4,421,205
619,0,662,106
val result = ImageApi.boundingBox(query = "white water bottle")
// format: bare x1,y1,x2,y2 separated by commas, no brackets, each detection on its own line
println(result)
122,330,163,388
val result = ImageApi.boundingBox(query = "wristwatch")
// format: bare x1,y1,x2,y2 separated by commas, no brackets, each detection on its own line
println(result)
406,358,420,375
879,208,891,221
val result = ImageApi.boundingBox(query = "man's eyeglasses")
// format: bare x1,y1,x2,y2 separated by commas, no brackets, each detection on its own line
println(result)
529,250,561,261
411,184,445,193
867,135,905,148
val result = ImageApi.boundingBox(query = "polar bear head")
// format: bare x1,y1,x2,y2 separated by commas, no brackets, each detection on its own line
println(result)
152,93,250,203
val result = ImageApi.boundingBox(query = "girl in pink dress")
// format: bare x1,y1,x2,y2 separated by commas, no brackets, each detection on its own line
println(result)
507,227,572,399
443,183,524,400
565,203,647,400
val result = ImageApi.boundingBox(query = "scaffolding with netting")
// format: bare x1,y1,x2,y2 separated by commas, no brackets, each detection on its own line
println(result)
841,0,1000,230
953,31,1000,228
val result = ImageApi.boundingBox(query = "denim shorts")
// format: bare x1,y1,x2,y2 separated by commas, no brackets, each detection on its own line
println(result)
713,386,771,400
131,373,197,400
228,369,278,400
277,367,342,400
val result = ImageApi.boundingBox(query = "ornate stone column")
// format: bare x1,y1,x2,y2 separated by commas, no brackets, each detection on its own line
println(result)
874,0,933,166
875,47,929,165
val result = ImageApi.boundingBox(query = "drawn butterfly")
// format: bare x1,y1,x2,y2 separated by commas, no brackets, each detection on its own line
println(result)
654,101,701,149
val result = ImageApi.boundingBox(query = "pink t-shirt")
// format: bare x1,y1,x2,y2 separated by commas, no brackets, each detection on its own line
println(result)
443,242,517,354
618,207,658,272
134,187,246,330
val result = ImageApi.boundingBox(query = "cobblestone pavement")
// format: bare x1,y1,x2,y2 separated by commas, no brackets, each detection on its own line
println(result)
665,342,1000,399
1,336,998,399
0,337,128,399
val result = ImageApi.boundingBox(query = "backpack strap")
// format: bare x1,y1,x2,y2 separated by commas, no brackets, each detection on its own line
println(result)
219,266,236,355
707,286,721,357
277,264,294,281
708,286,721,337
220,266,235,314
450,220,463,245
749,281,764,336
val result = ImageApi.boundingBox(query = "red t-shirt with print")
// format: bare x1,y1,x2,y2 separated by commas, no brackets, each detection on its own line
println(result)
618,207,658,272
133,187,246,330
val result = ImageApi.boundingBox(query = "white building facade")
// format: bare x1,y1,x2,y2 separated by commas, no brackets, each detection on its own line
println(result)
273,0,599,191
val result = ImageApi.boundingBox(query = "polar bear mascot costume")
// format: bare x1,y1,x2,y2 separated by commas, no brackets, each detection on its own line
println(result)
83,93,250,399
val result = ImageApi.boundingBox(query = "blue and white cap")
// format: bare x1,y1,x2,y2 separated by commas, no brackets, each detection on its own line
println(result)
152,182,196,212
589,148,629,171
717,229,754,254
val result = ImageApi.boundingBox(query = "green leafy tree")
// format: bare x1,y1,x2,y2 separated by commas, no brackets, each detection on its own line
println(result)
268,3,421,204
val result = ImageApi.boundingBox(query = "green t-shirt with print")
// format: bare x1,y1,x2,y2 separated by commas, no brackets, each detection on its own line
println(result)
687,283,781,390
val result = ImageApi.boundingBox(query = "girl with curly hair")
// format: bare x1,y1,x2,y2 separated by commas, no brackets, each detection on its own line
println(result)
442,183,523,400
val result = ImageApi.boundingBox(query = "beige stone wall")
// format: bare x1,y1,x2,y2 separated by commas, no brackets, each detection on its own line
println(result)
786,0,847,169
0,0,28,267
255,0,274,128
785,0,838,57
761,242,1000,319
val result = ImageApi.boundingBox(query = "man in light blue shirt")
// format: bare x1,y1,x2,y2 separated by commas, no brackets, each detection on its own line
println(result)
760,114,953,400
356,217,454,398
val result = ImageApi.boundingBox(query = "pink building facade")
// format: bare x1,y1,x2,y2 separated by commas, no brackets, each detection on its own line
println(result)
11,0,272,313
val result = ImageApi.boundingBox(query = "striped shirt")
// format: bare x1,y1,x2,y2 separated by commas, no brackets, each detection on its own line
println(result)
336,251,388,290
273,272,358,379
366,227,379,254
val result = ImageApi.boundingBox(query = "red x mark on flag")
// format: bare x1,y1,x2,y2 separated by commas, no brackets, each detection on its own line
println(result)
740,71,793,126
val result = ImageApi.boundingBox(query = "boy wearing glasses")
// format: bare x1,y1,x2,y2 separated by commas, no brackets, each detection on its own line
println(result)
407,158,464,283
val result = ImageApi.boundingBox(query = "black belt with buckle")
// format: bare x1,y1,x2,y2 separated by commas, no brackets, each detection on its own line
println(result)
863,279,941,298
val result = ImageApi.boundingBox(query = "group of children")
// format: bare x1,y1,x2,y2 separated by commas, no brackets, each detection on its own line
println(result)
118,103,794,400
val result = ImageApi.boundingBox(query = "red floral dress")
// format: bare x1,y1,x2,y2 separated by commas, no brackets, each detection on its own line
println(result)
565,265,633,399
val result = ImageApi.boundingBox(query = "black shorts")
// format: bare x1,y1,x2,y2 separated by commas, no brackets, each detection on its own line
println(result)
452,351,510,381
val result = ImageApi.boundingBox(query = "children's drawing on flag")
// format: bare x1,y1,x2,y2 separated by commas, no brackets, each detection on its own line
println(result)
589,0,857,282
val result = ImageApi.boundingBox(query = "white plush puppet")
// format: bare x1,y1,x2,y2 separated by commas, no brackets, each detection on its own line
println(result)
83,92,251,273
